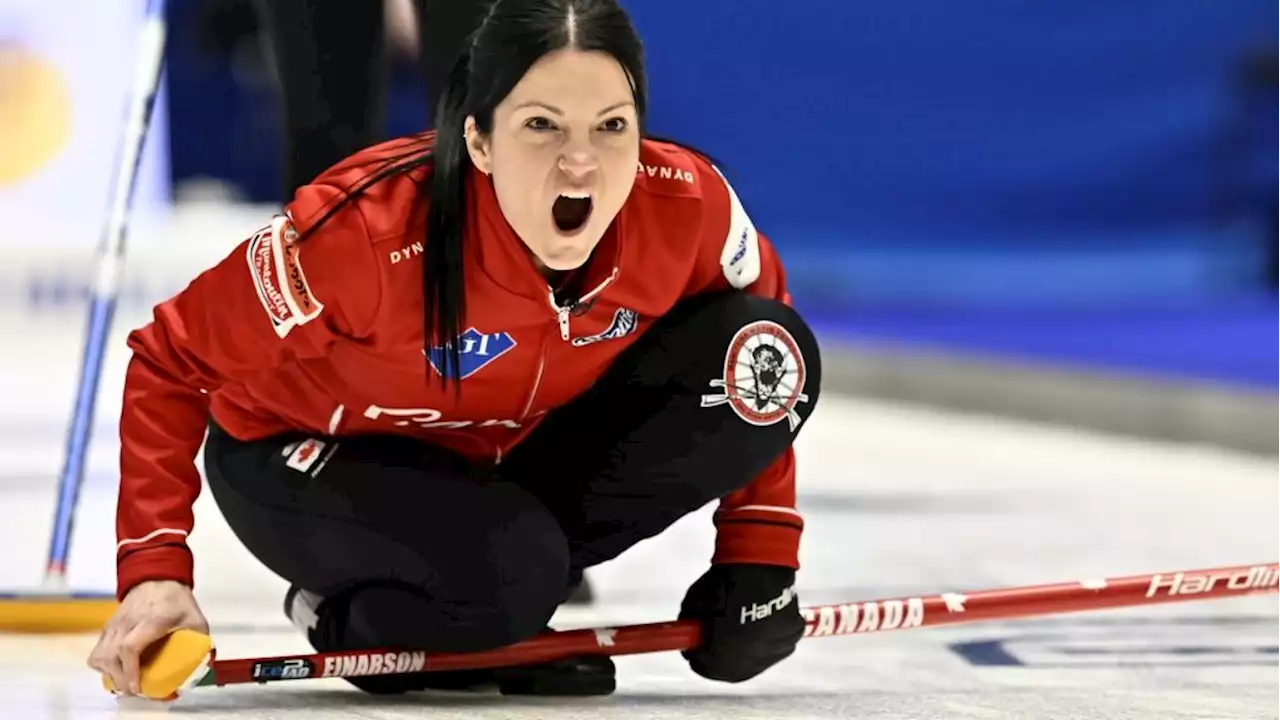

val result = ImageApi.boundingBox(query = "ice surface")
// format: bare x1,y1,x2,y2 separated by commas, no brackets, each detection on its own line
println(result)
2,392,1274,719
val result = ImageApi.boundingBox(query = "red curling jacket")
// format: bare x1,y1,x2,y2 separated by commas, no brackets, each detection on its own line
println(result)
115,135,808,599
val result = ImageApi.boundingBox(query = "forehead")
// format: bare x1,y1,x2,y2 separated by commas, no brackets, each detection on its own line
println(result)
503,49,634,111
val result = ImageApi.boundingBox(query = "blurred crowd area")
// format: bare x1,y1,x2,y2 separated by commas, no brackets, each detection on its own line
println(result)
2,0,1276,452
184,0,1277,379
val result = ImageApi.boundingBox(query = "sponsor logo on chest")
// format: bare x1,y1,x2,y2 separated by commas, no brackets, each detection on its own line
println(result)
423,327,517,379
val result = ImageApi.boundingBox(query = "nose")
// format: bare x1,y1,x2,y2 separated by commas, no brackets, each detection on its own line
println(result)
557,150,598,180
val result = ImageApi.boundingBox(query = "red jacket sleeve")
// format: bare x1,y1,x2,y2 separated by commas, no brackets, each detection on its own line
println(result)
687,156,806,570
115,184,380,599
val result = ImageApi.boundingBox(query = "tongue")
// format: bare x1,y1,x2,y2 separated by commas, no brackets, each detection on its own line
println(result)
553,196,592,232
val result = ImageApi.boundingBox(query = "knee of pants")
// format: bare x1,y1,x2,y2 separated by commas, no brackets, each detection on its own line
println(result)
330,494,569,653
641,291,822,425
633,292,821,401
617,292,822,500
338,576,559,654
206,435,570,652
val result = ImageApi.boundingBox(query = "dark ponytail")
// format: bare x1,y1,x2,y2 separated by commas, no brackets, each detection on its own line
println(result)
421,52,473,389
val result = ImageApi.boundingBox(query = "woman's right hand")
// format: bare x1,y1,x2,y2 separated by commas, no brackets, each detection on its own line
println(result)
87,580,210,696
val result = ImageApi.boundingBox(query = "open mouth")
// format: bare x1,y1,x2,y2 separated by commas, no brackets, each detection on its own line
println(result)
553,192,593,233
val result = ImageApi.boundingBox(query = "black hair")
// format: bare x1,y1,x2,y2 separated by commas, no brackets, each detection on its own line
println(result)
301,0,650,388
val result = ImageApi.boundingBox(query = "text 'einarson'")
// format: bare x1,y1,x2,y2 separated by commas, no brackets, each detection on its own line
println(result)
322,651,427,677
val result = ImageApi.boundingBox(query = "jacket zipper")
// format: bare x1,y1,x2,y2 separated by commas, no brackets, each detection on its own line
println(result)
519,267,620,424
547,267,619,341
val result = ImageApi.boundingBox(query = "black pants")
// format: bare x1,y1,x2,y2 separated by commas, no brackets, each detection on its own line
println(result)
254,0,490,195
204,292,822,654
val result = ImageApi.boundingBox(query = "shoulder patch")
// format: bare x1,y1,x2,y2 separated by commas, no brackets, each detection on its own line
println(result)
713,166,761,289
246,215,325,338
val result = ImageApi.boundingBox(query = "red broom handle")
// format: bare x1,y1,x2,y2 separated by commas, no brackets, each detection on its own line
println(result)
203,562,1277,687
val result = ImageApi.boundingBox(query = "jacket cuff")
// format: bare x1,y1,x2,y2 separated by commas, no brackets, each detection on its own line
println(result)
117,545,194,601
712,519,802,569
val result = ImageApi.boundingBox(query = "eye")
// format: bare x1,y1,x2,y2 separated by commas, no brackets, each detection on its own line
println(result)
524,116,558,132
599,117,629,133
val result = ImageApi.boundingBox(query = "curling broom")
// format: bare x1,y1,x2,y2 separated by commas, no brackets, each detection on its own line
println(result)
0,0,168,633
102,562,1278,700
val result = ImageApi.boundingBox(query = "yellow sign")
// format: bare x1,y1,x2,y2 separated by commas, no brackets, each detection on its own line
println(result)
0,45,72,187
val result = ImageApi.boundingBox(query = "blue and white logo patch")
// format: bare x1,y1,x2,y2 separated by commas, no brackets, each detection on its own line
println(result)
714,166,761,289
425,328,517,379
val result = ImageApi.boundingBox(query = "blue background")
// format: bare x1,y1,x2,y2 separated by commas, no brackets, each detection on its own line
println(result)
161,0,1277,388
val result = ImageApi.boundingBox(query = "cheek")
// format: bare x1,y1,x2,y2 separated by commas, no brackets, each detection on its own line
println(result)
490,150,550,220
601,147,640,207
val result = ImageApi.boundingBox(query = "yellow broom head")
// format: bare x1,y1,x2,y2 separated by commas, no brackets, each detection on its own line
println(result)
0,591,118,633
100,629,215,701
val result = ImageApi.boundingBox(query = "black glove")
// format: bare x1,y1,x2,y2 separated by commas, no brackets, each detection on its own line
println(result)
678,564,804,683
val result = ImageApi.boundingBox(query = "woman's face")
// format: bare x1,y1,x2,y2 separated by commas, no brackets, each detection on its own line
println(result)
466,49,640,273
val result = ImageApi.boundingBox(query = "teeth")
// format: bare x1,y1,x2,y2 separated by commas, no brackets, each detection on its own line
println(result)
559,191,592,200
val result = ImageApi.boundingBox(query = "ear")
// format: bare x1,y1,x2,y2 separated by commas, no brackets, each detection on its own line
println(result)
463,116,492,175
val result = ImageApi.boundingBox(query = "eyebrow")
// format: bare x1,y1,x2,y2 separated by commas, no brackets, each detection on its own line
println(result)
512,101,635,116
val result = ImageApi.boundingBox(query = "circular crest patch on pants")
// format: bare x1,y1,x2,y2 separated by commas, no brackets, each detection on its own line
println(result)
701,320,809,431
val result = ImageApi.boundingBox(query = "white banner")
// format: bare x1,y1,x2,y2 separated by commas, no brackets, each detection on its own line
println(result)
0,0,170,248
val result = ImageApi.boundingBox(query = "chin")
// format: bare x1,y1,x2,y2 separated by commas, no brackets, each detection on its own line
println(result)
539,250,592,272
539,230,603,270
